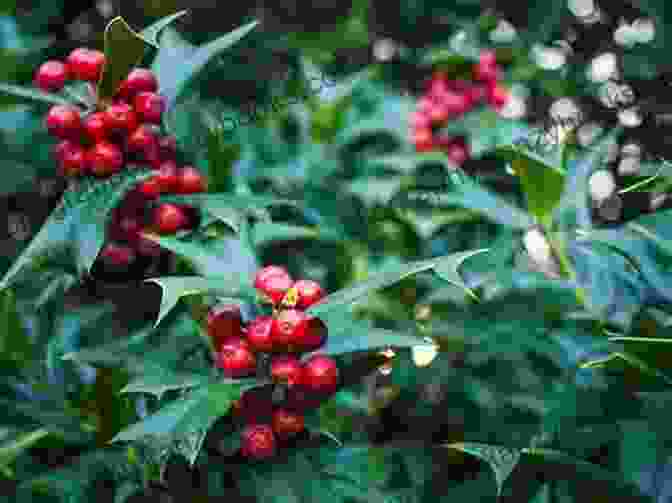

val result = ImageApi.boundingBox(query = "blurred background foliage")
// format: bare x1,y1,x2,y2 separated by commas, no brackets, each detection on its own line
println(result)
2,0,672,502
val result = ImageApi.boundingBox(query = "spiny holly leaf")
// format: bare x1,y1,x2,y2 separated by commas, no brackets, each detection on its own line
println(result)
0,83,71,106
497,142,565,227
306,248,487,317
140,233,236,276
392,176,534,230
0,169,153,292
111,381,254,466
306,258,437,317
157,193,301,224
444,442,521,497
139,9,189,48
433,248,489,300
120,370,212,399
156,20,259,107
303,315,432,359
97,17,154,103
579,352,672,390
146,275,256,328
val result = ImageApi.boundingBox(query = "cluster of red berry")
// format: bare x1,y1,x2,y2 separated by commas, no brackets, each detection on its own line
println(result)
409,50,509,165
34,49,208,269
206,266,338,460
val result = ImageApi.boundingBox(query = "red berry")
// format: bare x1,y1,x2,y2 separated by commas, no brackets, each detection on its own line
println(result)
109,216,141,244
245,316,275,352
409,111,431,129
240,424,276,460
45,105,82,139
154,160,179,193
137,176,162,198
88,141,124,176
271,309,310,351
158,135,178,159
104,102,138,134
176,166,207,194
83,112,109,142
473,51,501,82
53,139,78,162
116,68,158,101
126,124,157,153
135,232,163,257
487,83,509,109
207,304,243,347
134,92,166,124
301,355,339,393
445,138,469,165
291,280,325,309
271,408,305,439
412,128,433,152
479,50,498,69
216,336,257,378
270,355,303,386
234,387,274,424
57,143,87,177
34,60,68,92
66,48,106,82
99,242,135,267
153,203,188,234
293,317,327,353
254,266,293,305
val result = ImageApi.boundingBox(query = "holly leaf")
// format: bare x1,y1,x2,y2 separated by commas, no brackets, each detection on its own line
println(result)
306,248,487,316
120,371,212,399
139,9,189,48
97,17,153,102
445,443,521,497
145,275,256,328
497,142,566,226
111,381,254,466
0,83,71,106
433,248,489,300
156,20,259,107
444,444,650,501
0,169,153,292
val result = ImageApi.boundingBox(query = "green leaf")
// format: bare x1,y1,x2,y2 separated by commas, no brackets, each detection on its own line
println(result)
157,193,300,225
0,83,71,106
392,176,534,230
307,248,489,316
445,442,521,497
627,208,672,258
0,428,50,477
157,20,259,107
120,371,211,399
445,444,651,501
97,17,153,102
139,9,188,47
0,289,32,368
306,257,436,317
140,232,236,276
433,248,489,300
580,352,672,390
112,381,254,466
500,144,565,226
304,316,430,359
146,275,255,328
0,169,153,292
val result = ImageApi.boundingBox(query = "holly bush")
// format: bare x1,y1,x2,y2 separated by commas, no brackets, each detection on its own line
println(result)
1,1,672,502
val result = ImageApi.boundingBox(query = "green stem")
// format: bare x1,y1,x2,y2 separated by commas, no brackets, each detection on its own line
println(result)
544,224,587,309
